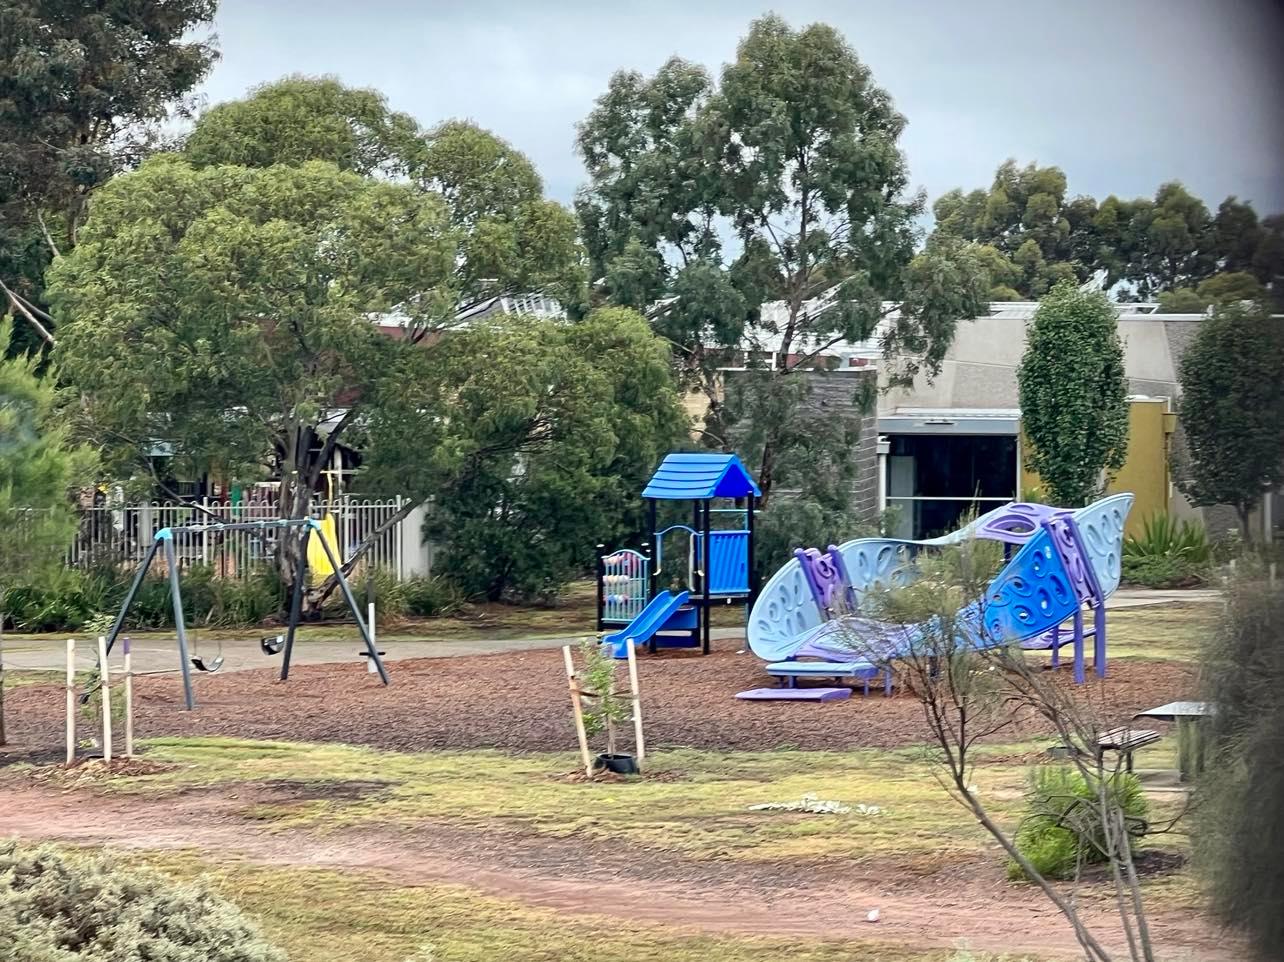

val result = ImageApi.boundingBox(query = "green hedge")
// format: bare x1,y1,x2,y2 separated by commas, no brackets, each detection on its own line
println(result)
1,564,283,633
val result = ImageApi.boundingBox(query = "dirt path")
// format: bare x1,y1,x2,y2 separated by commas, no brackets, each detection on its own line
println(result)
0,782,1236,960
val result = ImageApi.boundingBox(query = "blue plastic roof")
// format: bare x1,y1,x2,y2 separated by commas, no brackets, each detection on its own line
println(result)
641,453,761,500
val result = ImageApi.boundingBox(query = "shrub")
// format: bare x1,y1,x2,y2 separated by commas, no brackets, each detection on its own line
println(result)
1121,555,1208,589
1009,766,1148,881
1123,513,1212,563
401,574,465,618
0,842,284,961
1121,513,1213,588
1,565,285,633
1196,575,1284,959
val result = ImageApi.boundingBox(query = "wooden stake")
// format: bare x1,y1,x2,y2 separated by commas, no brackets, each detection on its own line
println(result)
65,639,75,765
562,646,593,777
626,638,646,762
97,635,112,763
122,637,134,758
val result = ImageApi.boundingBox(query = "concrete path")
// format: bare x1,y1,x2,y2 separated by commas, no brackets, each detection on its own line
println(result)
0,588,1218,676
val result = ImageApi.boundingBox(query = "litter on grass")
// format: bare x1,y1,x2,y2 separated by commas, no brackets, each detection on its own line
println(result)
747,793,882,816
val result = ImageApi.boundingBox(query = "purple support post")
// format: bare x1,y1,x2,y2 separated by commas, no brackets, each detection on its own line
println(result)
1043,513,1107,683
794,547,848,619
1050,622,1061,669
1071,608,1086,685
1094,599,1107,679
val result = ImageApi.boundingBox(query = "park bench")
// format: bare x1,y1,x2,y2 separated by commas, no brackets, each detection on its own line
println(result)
1095,726,1161,773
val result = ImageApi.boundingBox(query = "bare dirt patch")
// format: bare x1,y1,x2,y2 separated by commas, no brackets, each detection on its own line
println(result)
0,782,1236,961
2,637,1197,757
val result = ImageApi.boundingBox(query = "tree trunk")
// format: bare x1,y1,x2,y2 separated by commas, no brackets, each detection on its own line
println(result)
1236,503,1254,545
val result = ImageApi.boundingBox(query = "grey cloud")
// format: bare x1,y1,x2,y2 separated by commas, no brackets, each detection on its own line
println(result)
197,0,1284,212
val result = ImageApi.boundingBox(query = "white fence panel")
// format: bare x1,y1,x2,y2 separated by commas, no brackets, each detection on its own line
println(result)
49,496,430,580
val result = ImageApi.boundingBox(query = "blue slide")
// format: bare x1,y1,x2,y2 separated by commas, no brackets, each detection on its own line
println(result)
603,590,692,657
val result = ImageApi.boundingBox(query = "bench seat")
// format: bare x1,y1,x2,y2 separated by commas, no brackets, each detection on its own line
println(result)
764,659,891,696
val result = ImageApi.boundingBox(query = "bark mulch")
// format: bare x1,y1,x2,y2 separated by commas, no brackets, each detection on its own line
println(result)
2,637,1196,757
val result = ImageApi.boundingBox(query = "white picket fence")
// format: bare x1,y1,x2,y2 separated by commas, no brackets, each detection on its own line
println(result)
60,497,435,580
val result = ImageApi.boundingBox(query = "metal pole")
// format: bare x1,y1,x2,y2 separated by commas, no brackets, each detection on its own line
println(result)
746,494,757,606
646,499,658,600
122,637,134,758
280,526,311,681
104,537,161,657
595,544,606,632
702,500,712,655
315,522,389,684
162,535,196,710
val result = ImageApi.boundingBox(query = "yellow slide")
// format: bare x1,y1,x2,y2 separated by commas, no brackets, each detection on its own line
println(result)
307,513,339,585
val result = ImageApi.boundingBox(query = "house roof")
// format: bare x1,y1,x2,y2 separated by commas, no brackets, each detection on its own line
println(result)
641,453,761,500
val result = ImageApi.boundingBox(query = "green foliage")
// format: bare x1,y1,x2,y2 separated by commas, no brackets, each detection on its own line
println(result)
365,308,687,602
930,166,1284,304
1017,281,1129,506
0,841,284,961
1157,271,1266,313
1,565,282,633
0,0,218,342
931,161,1091,298
184,75,421,175
1123,513,1212,563
50,77,586,589
577,15,989,503
1176,300,1284,537
752,498,868,584
183,77,586,317
1009,767,1148,881
1196,575,1284,960
576,637,631,741
1120,555,1208,589
341,568,463,622
49,155,453,485
0,321,96,586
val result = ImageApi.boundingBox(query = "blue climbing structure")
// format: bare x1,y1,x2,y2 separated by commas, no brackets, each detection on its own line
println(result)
596,453,760,656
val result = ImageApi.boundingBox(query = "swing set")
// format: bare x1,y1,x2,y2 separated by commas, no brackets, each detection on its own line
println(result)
100,517,386,710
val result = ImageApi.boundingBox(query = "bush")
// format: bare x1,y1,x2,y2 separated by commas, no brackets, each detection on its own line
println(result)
326,568,465,624
401,574,465,617
1123,513,1212,563
1120,513,1213,587
753,497,871,584
1196,574,1284,960
1,565,284,633
1009,766,1148,881
0,841,284,961
1121,555,1209,589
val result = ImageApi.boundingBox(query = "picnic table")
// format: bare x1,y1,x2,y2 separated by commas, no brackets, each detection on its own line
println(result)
1133,701,1213,781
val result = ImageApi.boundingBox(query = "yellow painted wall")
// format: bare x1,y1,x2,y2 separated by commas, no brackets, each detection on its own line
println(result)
1021,398,1174,538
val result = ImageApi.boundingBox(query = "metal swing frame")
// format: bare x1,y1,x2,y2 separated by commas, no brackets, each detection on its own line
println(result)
103,517,387,710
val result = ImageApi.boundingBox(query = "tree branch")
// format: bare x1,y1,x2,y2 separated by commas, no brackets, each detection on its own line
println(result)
33,208,63,260
0,279,57,345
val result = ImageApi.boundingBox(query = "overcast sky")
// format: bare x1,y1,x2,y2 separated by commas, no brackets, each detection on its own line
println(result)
195,0,1284,217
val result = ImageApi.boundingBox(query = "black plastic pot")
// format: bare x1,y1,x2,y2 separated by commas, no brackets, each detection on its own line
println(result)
594,753,639,775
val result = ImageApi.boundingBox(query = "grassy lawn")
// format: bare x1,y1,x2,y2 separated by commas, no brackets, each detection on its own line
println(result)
117,850,995,962
80,738,1037,865
1100,603,1217,662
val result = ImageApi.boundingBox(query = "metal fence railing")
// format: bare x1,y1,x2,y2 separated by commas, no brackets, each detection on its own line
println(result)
44,497,424,579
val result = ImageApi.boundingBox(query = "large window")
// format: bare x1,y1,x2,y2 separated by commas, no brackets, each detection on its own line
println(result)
886,434,1018,539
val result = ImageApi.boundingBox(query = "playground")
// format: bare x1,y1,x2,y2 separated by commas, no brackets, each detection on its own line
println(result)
0,591,1231,962
0,451,1240,961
